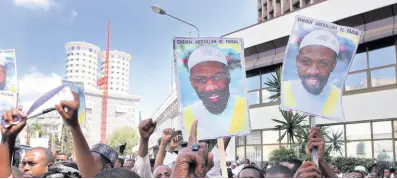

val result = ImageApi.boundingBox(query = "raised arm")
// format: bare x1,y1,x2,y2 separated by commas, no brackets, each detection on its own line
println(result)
134,118,156,178
0,106,27,178
55,92,98,178
154,128,173,168
307,127,337,178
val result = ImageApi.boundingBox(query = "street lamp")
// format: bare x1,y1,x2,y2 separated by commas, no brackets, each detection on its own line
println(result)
151,5,201,93
150,5,200,37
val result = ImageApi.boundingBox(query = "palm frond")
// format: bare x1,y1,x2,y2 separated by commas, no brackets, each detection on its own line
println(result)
264,68,282,101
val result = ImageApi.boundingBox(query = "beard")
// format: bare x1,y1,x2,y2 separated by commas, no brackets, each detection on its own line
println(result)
300,74,329,95
196,85,230,114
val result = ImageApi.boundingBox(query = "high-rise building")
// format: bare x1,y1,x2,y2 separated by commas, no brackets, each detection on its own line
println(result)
257,0,323,23
99,50,131,93
64,42,140,147
64,42,100,89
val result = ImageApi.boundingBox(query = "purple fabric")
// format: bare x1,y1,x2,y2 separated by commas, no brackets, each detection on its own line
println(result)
27,85,65,115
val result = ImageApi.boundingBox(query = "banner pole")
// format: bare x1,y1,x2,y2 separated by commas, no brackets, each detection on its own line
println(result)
217,138,228,178
309,115,318,166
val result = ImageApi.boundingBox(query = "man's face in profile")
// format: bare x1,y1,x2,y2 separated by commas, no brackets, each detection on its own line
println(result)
0,65,7,90
190,61,230,114
296,45,337,95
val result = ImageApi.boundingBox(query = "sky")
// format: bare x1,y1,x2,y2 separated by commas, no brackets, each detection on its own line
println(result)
0,0,257,118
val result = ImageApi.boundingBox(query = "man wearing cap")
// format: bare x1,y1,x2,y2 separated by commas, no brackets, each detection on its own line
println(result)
91,143,118,171
182,45,249,138
282,30,342,117
0,55,8,91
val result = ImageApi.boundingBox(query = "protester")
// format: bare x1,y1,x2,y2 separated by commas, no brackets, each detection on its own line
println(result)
265,164,293,178
55,152,68,163
94,167,140,178
279,159,302,174
384,168,392,178
331,164,343,178
90,143,118,171
153,165,172,178
123,159,135,170
43,161,81,178
154,128,182,169
21,147,55,178
261,161,269,175
370,171,378,178
170,120,214,178
351,166,367,178
238,165,264,178
115,158,124,168
132,118,156,178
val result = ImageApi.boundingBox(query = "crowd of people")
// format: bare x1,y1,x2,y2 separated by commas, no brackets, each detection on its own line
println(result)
0,92,392,178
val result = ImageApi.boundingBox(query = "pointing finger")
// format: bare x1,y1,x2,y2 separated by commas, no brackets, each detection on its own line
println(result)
188,120,198,146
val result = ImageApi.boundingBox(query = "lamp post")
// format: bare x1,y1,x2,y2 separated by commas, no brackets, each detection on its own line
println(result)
151,5,200,93
151,6,200,37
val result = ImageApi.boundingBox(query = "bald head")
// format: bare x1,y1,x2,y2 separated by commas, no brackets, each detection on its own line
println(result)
153,165,172,178
22,147,55,178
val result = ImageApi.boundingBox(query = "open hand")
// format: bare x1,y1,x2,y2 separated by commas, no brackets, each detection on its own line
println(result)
138,118,156,140
1,106,27,143
294,161,322,178
55,92,80,128
171,120,214,178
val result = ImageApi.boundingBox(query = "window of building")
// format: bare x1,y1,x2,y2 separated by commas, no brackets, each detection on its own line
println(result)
345,37,397,92
71,46,75,50
346,123,370,140
77,53,80,55
89,48,92,52
76,46,80,50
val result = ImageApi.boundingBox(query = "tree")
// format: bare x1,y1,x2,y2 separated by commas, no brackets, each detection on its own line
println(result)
263,67,282,102
107,127,139,157
273,109,307,145
60,124,73,156
325,130,344,157
27,123,44,138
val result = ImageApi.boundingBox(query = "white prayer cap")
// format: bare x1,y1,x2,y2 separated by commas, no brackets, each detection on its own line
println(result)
0,55,6,67
188,45,227,71
299,30,340,56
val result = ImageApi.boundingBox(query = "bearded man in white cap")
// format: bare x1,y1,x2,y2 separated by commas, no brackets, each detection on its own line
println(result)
0,55,7,90
282,30,341,116
182,45,249,138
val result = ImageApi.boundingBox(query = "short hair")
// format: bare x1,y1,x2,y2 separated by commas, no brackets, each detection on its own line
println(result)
56,152,67,156
280,159,302,174
390,168,396,173
43,161,80,178
117,158,124,167
94,168,141,178
266,164,294,178
226,161,231,167
238,166,264,178
30,147,55,164
125,159,135,163
244,159,250,164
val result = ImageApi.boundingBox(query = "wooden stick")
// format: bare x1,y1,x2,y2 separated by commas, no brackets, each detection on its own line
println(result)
217,138,228,178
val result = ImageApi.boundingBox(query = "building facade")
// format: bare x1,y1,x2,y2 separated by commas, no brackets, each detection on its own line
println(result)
64,42,100,89
99,50,132,93
225,0,397,165
64,42,140,148
84,88,141,147
148,0,397,165
257,0,322,23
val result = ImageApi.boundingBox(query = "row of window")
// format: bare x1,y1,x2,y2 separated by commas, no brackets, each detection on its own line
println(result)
67,58,97,65
66,52,96,58
65,69,96,75
101,60,129,67
246,36,397,106
236,120,397,165
66,63,97,70
68,46,97,54
110,54,130,61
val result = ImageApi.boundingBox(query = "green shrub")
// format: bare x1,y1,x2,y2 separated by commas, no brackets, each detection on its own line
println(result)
332,157,376,173
269,147,306,163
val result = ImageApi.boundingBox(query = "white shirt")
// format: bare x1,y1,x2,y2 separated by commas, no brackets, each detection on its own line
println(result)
132,154,153,178
285,80,342,118
184,96,239,139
